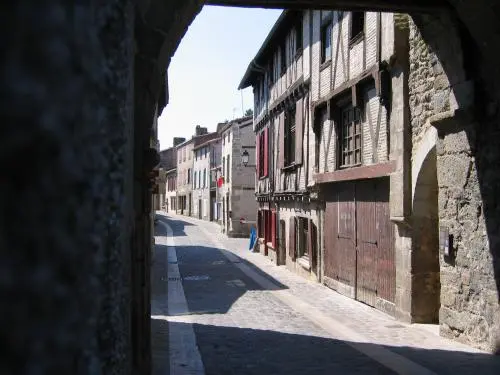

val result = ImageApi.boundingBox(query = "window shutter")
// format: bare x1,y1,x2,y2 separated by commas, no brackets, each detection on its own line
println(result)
295,98,303,165
263,128,269,177
308,219,317,270
289,217,296,260
278,112,285,169
271,211,277,248
256,133,260,178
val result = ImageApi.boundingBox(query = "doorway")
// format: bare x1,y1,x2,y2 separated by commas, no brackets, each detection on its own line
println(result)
324,178,395,307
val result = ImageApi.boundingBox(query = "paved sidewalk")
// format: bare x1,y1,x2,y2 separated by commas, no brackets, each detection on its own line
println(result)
154,212,500,375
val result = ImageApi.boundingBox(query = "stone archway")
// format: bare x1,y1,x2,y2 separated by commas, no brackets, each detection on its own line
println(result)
4,1,500,374
411,134,440,323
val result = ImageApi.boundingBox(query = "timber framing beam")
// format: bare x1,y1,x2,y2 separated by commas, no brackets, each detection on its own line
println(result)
206,0,449,12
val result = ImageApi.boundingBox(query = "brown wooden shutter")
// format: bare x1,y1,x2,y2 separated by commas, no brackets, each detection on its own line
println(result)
271,211,277,248
295,98,303,165
278,112,285,169
289,217,296,260
263,128,269,177
308,219,317,270
256,133,260,178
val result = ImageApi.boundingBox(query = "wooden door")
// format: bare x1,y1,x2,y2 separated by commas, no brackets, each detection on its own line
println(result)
278,219,286,265
375,178,395,303
355,180,378,306
324,182,356,288
324,178,395,306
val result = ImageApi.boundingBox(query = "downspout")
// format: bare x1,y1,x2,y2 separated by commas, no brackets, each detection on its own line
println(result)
377,12,382,65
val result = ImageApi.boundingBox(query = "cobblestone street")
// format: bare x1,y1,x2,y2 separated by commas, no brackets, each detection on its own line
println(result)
152,212,500,375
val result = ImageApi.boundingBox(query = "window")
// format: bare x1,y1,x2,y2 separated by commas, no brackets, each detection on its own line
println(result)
284,107,296,166
314,107,326,172
227,132,230,143
350,12,364,42
226,155,230,182
194,171,197,188
187,168,191,184
296,20,303,54
280,43,286,75
271,55,279,83
321,21,332,64
296,218,309,258
258,131,264,178
340,105,362,167
222,157,225,178
203,169,206,188
198,170,201,188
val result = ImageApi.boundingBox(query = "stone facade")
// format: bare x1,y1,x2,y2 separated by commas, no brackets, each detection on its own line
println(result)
408,13,499,351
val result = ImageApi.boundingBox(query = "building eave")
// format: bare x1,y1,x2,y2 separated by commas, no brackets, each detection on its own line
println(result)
238,10,300,90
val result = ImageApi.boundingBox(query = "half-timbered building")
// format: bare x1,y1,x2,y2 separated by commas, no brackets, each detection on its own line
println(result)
240,10,321,280
241,10,407,317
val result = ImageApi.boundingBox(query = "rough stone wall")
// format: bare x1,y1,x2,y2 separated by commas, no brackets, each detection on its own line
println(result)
0,1,135,374
409,14,500,351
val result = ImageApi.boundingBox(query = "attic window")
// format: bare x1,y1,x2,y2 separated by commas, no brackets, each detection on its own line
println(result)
350,12,364,43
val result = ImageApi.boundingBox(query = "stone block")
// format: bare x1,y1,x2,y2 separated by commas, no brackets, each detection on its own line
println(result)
433,90,450,113
440,306,468,332
433,75,450,90
437,154,470,188
441,288,457,307
443,130,472,154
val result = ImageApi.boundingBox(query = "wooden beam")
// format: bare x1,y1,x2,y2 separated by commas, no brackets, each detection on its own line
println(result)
314,161,396,184
206,0,448,13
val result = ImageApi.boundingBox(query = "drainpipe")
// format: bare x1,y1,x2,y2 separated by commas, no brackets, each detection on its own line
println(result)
377,12,382,65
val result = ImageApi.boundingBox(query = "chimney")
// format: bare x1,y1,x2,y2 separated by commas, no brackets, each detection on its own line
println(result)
195,125,208,136
173,137,185,147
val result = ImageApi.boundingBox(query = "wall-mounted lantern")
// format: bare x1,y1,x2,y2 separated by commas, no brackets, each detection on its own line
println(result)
242,149,250,167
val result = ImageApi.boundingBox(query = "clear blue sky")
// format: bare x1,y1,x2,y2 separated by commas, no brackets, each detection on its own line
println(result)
157,5,282,150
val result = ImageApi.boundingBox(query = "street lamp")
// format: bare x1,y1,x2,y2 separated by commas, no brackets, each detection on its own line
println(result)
242,149,249,167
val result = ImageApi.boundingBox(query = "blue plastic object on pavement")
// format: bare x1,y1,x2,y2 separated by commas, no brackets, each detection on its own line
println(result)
249,226,257,250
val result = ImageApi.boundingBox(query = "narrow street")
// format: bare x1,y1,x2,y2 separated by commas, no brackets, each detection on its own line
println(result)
152,212,500,375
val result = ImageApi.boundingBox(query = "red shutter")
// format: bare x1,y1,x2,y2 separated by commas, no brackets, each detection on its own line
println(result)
256,133,260,178
271,211,277,248
289,217,296,260
278,113,285,169
266,210,272,244
295,98,304,165
263,128,269,177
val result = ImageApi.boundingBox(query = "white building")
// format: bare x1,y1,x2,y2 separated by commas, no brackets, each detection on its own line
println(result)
219,116,257,237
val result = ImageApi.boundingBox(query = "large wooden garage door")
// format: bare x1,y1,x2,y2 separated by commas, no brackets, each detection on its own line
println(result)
324,182,356,288
324,178,395,305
